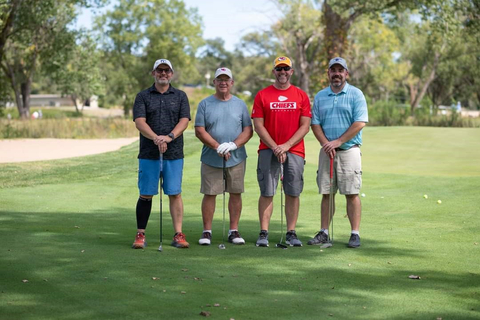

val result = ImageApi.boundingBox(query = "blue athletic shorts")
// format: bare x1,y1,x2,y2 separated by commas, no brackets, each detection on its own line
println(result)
138,158,183,196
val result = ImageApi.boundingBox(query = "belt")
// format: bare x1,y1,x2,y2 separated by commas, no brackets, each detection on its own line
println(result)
335,145,359,151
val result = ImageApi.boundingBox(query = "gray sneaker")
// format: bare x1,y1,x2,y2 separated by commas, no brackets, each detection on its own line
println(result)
256,230,269,247
286,230,303,247
348,234,361,248
307,231,329,245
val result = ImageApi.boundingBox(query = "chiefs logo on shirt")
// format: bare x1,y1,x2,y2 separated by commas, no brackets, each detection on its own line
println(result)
270,96,297,110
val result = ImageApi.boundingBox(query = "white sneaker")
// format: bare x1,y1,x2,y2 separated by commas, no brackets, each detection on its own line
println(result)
228,230,245,245
198,231,211,245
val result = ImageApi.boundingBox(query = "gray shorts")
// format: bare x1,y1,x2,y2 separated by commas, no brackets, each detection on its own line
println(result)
317,147,362,195
256,149,304,197
201,161,246,195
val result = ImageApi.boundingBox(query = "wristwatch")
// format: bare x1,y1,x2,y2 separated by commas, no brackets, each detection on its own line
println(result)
167,132,175,141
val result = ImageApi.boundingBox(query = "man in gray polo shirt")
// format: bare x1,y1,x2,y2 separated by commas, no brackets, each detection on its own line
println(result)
195,67,253,245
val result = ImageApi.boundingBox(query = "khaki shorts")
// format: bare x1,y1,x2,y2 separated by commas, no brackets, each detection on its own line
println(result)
317,147,362,195
201,161,246,195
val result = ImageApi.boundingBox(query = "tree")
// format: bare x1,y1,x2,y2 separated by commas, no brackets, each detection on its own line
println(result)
53,34,105,113
319,0,427,59
0,1,78,118
346,16,405,103
272,0,323,96
0,0,21,63
232,32,279,97
196,38,234,86
95,0,203,116
398,3,468,114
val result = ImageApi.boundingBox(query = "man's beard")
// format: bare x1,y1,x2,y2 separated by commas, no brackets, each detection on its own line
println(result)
156,78,170,85
330,76,343,87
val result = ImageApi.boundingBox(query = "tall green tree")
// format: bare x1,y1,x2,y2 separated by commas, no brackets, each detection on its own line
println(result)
95,0,203,116
398,3,469,114
0,1,77,118
346,16,405,102
319,0,433,59
53,34,105,113
0,0,104,119
272,0,323,96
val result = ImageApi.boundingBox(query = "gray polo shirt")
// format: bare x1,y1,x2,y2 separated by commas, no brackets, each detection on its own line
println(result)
133,84,191,160
195,95,252,168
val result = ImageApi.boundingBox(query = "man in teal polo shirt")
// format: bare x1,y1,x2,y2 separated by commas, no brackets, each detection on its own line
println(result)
309,57,368,248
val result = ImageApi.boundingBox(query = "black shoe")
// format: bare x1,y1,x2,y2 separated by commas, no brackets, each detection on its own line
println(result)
286,230,303,247
348,234,361,248
307,231,329,245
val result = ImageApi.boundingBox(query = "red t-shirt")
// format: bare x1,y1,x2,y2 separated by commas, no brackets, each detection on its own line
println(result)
252,85,311,158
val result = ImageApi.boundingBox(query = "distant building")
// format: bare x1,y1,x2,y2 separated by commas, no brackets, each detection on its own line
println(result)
7,95,98,109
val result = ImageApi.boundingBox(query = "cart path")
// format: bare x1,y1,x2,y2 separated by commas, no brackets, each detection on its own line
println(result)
0,138,138,163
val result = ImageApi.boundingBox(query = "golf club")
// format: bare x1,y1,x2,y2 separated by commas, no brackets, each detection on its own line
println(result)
276,161,287,249
158,152,163,252
320,156,334,249
218,157,226,250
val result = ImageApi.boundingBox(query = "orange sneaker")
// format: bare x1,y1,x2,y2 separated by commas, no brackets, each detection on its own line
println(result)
132,232,146,249
171,232,189,248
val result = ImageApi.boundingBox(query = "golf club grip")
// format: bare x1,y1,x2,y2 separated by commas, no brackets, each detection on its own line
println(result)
329,156,333,179
223,157,226,190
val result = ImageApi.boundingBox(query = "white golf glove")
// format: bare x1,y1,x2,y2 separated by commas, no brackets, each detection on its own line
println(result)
217,142,237,155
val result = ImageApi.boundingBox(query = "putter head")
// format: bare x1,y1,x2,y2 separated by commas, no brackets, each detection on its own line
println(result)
320,242,333,249
218,244,226,250
158,245,163,252
275,243,288,249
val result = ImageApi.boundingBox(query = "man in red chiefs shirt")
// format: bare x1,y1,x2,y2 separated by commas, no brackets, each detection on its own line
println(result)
251,56,312,247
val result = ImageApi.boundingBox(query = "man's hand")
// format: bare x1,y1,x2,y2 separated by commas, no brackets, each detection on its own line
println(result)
158,142,167,154
322,139,342,155
217,142,237,155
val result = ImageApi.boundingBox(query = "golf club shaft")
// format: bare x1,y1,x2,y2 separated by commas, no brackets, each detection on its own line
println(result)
279,161,284,244
221,157,226,248
329,156,334,243
160,152,163,249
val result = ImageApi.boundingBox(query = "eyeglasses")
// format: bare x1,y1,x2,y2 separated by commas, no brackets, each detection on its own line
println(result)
215,79,232,83
155,68,172,74
274,66,291,72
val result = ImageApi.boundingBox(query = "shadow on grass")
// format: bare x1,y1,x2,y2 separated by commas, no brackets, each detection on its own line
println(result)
1,209,479,319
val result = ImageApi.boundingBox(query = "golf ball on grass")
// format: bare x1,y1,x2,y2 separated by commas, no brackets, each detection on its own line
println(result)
437,200,442,204
423,194,428,199
361,193,365,197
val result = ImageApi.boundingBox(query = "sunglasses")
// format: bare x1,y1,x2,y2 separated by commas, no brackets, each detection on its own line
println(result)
155,68,172,74
274,66,291,72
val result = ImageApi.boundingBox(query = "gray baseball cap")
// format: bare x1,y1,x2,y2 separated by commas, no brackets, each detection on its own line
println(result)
328,57,348,70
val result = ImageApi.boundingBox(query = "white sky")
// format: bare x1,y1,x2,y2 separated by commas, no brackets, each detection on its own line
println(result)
76,0,278,52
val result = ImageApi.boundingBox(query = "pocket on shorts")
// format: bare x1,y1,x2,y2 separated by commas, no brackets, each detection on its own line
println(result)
354,170,362,189
257,168,264,181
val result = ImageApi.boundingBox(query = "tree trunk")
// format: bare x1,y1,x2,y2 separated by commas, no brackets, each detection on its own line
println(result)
71,94,81,113
410,51,441,115
2,62,28,119
322,0,358,59
295,36,310,97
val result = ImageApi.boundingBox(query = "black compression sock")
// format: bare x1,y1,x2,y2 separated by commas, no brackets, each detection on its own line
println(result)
136,197,152,229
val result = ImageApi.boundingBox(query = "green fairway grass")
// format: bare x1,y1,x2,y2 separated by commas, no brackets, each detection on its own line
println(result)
1,127,479,319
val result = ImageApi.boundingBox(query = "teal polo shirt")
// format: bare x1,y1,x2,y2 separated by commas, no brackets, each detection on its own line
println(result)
311,82,368,150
